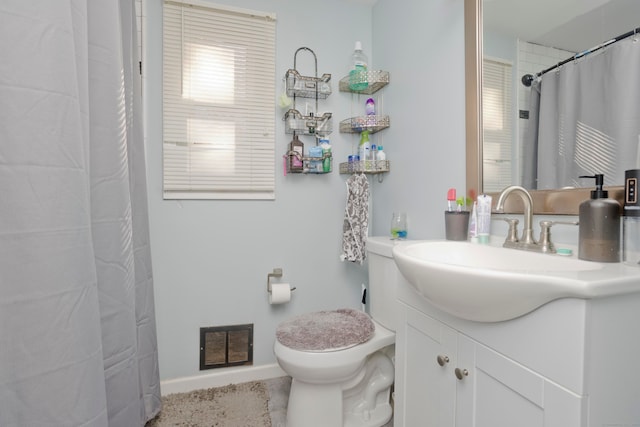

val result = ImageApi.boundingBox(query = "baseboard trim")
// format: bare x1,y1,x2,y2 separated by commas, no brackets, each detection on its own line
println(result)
160,363,288,396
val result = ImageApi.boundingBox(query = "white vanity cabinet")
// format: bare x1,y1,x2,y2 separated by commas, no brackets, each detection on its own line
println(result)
395,304,583,426
394,274,640,426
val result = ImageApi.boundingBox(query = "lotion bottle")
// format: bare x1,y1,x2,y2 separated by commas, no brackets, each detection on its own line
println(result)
578,174,621,262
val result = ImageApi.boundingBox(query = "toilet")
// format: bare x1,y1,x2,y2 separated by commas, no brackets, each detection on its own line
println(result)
274,236,401,427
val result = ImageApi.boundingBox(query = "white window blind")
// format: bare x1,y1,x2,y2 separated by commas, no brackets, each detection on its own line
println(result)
482,57,513,193
163,0,276,199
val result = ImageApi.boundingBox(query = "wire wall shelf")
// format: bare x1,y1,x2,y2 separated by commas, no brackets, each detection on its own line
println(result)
338,70,390,95
285,151,333,174
285,69,331,99
339,160,390,174
284,109,332,136
339,115,390,134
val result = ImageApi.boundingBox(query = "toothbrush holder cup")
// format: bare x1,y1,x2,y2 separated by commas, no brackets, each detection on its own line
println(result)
445,211,470,241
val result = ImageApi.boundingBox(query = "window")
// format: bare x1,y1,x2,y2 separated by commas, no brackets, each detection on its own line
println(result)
163,0,276,199
482,57,513,192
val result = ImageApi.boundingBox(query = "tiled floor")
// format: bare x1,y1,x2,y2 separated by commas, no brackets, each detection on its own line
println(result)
266,376,290,427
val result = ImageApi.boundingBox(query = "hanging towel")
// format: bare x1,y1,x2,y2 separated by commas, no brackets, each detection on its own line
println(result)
340,174,369,263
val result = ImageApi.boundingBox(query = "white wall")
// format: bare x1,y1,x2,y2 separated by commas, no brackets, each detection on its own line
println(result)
144,0,467,382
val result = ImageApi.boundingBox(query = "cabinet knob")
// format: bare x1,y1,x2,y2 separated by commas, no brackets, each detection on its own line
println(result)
455,368,469,380
436,355,450,366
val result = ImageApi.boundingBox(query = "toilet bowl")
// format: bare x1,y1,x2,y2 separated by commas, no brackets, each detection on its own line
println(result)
274,237,402,427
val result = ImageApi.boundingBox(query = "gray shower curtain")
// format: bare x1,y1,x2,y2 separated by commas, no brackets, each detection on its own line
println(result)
526,35,640,189
0,1,161,426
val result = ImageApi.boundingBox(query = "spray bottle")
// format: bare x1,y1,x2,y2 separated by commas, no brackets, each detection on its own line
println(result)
358,131,371,171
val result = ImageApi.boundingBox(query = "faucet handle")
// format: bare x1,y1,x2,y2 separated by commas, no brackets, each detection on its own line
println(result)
538,220,579,253
502,218,520,243
539,220,579,229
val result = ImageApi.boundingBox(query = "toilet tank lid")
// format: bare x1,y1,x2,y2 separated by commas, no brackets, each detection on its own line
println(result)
367,236,401,258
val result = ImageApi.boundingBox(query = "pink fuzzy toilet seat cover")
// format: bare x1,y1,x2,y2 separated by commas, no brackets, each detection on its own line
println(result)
276,308,375,352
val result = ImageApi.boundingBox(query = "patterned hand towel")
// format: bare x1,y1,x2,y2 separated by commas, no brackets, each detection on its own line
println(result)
340,174,369,263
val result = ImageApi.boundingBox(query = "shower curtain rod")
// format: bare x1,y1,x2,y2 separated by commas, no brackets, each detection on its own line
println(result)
521,26,640,87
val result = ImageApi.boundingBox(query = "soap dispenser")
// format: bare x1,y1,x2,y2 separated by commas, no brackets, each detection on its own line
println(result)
578,174,621,262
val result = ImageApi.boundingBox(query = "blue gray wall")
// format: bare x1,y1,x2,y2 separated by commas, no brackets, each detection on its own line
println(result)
144,0,466,381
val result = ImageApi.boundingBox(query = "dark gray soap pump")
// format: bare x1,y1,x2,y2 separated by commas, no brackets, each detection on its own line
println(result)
578,174,621,262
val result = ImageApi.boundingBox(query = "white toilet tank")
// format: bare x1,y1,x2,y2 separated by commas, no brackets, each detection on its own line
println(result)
366,236,403,332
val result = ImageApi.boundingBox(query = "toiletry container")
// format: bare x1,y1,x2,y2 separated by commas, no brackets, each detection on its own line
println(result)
365,98,375,115
623,169,640,266
358,131,371,170
320,138,331,173
308,146,323,173
349,41,368,91
578,174,621,262
375,146,386,172
288,135,304,172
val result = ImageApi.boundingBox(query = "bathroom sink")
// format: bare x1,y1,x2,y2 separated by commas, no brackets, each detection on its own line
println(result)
392,240,640,322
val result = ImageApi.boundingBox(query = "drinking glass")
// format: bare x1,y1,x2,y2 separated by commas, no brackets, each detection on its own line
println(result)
391,212,408,239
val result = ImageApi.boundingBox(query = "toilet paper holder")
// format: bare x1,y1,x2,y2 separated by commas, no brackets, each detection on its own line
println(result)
267,268,296,293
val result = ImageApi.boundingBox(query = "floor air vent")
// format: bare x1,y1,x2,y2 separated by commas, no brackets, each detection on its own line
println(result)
200,324,253,370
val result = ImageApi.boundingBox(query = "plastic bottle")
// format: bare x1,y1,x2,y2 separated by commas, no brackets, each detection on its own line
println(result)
308,145,323,173
578,174,621,262
370,144,378,171
375,146,386,172
288,135,304,172
349,41,368,91
365,98,376,127
365,98,375,115
320,139,331,173
358,131,371,170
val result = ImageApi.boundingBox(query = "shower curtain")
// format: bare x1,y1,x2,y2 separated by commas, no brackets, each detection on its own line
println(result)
526,35,640,189
0,1,161,426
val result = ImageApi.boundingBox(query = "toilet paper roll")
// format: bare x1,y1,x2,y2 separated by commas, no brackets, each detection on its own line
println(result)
269,283,291,305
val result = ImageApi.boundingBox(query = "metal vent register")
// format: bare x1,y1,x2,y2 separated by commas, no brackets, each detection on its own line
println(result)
199,324,253,370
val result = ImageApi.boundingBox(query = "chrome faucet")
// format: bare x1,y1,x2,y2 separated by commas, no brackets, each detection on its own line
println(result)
495,186,536,248
495,186,578,253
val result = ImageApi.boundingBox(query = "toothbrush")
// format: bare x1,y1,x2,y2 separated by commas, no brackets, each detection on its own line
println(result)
447,188,456,212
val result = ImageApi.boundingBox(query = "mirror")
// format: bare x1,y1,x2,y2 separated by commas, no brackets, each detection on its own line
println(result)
465,0,632,214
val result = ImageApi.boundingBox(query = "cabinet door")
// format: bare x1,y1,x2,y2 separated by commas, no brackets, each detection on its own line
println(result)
456,336,585,427
395,304,457,426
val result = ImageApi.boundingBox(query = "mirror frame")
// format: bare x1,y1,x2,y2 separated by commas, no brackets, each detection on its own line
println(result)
464,0,624,215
